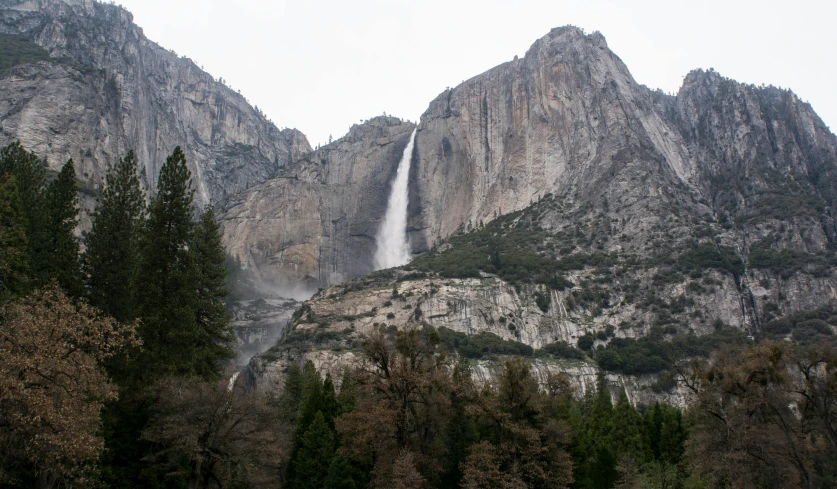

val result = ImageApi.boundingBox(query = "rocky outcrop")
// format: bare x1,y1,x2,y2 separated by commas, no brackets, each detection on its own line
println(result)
220,117,415,288
229,296,302,368
0,0,310,206
244,270,693,406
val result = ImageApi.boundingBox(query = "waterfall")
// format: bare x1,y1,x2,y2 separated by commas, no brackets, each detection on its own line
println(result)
374,129,417,270
227,371,240,392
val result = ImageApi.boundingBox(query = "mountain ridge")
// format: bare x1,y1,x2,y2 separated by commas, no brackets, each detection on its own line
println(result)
224,24,837,293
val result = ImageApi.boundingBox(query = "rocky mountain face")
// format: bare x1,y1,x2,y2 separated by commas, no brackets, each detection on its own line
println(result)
241,28,837,398
411,27,836,254
246,268,690,407
220,116,415,289
0,0,310,206
225,27,837,297
410,27,690,244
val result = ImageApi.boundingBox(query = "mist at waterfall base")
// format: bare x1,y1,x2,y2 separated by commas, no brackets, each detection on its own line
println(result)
226,265,314,367
374,129,417,270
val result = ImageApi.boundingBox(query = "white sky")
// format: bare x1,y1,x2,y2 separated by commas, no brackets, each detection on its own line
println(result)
115,0,837,147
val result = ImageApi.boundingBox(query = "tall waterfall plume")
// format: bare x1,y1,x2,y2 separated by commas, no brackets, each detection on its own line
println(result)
374,129,417,270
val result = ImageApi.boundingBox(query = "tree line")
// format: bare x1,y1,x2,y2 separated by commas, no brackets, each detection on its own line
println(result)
270,326,837,489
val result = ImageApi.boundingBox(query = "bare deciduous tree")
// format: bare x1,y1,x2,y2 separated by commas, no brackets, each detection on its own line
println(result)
143,373,286,489
460,359,574,489
0,286,139,488
336,327,451,488
683,342,817,488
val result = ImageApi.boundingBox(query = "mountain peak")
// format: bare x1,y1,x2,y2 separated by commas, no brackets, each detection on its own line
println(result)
526,25,611,57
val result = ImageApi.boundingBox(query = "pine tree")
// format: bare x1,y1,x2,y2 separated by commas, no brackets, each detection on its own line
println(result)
441,358,479,488
296,361,324,434
0,175,30,300
572,373,618,489
188,205,234,377
286,365,351,487
0,141,45,290
0,141,45,233
323,455,361,489
286,362,324,484
648,403,686,465
319,374,342,426
135,146,197,380
278,363,305,425
611,389,649,462
290,411,336,489
337,370,358,414
32,159,82,296
643,402,687,465
85,151,146,322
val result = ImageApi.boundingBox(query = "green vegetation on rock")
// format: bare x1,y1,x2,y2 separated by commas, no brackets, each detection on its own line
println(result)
437,326,533,358
0,34,52,71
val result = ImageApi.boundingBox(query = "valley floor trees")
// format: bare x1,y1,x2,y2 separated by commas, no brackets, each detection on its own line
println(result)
269,323,837,489
274,327,687,489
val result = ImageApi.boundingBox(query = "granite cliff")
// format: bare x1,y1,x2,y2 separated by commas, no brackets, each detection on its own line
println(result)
221,116,415,289
411,27,836,254
0,0,310,206
223,27,837,298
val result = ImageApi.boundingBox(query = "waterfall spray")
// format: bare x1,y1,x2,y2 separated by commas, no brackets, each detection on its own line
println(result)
374,129,417,270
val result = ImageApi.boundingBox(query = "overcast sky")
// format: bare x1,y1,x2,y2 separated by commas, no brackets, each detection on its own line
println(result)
115,0,836,147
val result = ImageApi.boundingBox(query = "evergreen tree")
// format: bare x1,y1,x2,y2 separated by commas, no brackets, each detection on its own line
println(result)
296,361,325,434
85,151,146,322
337,370,358,414
286,362,327,484
290,412,336,489
657,410,685,465
644,402,685,465
440,359,479,488
323,455,362,489
188,204,234,377
0,141,45,235
135,146,198,380
319,374,342,426
278,363,305,425
32,159,82,296
611,390,649,462
0,175,30,300
572,373,618,489
0,141,45,291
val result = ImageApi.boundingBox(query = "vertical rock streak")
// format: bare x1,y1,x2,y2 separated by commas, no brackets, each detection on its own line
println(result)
374,129,417,269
